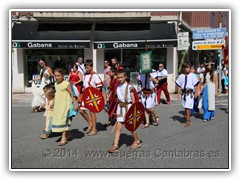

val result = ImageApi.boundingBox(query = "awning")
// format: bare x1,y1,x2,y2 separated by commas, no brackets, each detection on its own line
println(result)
12,22,91,48
93,23,178,49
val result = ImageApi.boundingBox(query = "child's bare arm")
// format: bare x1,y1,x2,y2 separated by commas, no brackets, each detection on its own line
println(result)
177,87,181,100
130,87,135,104
67,85,78,111
39,104,45,109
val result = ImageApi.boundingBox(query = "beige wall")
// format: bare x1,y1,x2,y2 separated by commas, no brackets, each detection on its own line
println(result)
12,48,25,93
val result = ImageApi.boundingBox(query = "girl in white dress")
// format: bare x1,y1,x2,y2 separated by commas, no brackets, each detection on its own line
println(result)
29,58,54,112
201,62,218,122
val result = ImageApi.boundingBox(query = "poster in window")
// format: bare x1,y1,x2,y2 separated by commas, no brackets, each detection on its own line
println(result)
140,51,152,73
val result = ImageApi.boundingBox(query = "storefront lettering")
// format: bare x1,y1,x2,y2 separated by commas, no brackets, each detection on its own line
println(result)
12,42,21,48
27,42,52,48
97,43,106,49
113,43,138,48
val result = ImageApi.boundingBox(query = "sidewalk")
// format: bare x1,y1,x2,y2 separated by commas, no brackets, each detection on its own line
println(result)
12,92,228,105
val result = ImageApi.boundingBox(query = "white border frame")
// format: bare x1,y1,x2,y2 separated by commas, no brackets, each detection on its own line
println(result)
9,9,231,171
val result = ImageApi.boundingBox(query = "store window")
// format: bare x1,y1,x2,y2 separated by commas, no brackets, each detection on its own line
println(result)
122,49,167,72
122,48,167,88
104,49,121,66
24,49,84,87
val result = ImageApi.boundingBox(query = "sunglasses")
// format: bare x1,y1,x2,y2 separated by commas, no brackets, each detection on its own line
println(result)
159,66,163,67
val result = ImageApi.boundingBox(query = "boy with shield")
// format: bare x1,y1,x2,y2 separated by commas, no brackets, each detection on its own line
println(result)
79,59,103,136
108,69,144,153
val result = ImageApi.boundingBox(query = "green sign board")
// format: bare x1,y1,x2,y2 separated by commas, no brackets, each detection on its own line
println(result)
140,51,152,73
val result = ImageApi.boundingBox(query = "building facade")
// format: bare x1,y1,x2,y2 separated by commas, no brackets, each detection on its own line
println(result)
11,10,229,93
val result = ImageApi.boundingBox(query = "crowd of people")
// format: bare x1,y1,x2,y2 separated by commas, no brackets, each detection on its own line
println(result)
28,56,226,152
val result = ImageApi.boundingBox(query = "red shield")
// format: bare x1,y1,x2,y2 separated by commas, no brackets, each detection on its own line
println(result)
82,87,104,113
125,102,145,132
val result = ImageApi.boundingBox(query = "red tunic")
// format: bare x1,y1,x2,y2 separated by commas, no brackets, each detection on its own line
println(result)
107,78,119,118
107,79,139,118
69,71,82,93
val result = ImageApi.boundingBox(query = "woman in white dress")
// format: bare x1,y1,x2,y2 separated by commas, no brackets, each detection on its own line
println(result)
201,62,218,122
29,58,54,112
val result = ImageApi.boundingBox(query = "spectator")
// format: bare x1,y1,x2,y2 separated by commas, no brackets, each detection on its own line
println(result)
155,63,171,105
197,63,205,83
76,57,86,75
111,57,123,70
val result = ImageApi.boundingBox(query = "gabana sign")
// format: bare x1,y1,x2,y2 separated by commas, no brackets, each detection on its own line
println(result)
94,40,177,49
12,41,90,49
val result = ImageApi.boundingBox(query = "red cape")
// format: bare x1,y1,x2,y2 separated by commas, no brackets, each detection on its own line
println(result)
107,80,139,118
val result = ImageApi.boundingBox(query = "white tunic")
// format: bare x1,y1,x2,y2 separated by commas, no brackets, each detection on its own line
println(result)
83,73,102,88
140,74,155,108
155,69,168,79
116,82,133,122
175,73,199,109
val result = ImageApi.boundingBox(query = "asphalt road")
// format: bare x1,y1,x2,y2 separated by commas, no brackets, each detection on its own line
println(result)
11,94,229,169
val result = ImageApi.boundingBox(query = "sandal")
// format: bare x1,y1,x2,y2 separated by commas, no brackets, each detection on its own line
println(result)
85,126,93,134
141,123,149,129
40,134,49,139
130,140,141,149
152,115,160,126
107,146,119,153
87,130,97,136
183,121,190,127
58,139,68,146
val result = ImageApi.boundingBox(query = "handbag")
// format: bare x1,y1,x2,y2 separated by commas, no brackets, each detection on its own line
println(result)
49,76,56,88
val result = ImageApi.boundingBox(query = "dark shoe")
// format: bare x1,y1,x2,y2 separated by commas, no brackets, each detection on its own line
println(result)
103,122,111,128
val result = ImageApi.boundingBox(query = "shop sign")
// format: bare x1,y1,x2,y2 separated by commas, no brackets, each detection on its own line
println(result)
94,40,177,49
12,41,90,49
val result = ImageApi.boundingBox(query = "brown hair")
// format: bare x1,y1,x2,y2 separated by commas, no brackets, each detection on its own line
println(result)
203,63,214,83
54,68,65,75
45,88,55,98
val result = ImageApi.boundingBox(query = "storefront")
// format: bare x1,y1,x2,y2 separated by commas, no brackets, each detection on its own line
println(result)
93,22,178,91
12,21,91,92
12,21,178,93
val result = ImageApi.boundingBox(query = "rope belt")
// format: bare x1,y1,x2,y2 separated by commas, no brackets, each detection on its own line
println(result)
117,84,132,118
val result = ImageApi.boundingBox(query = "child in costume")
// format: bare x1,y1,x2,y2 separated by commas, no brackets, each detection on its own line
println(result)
79,59,103,136
140,73,160,128
108,69,141,153
190,65,200,116
201,62,218,122
40,88,55,139
51,68,78,146
105,67,119,127
175,62,199,127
